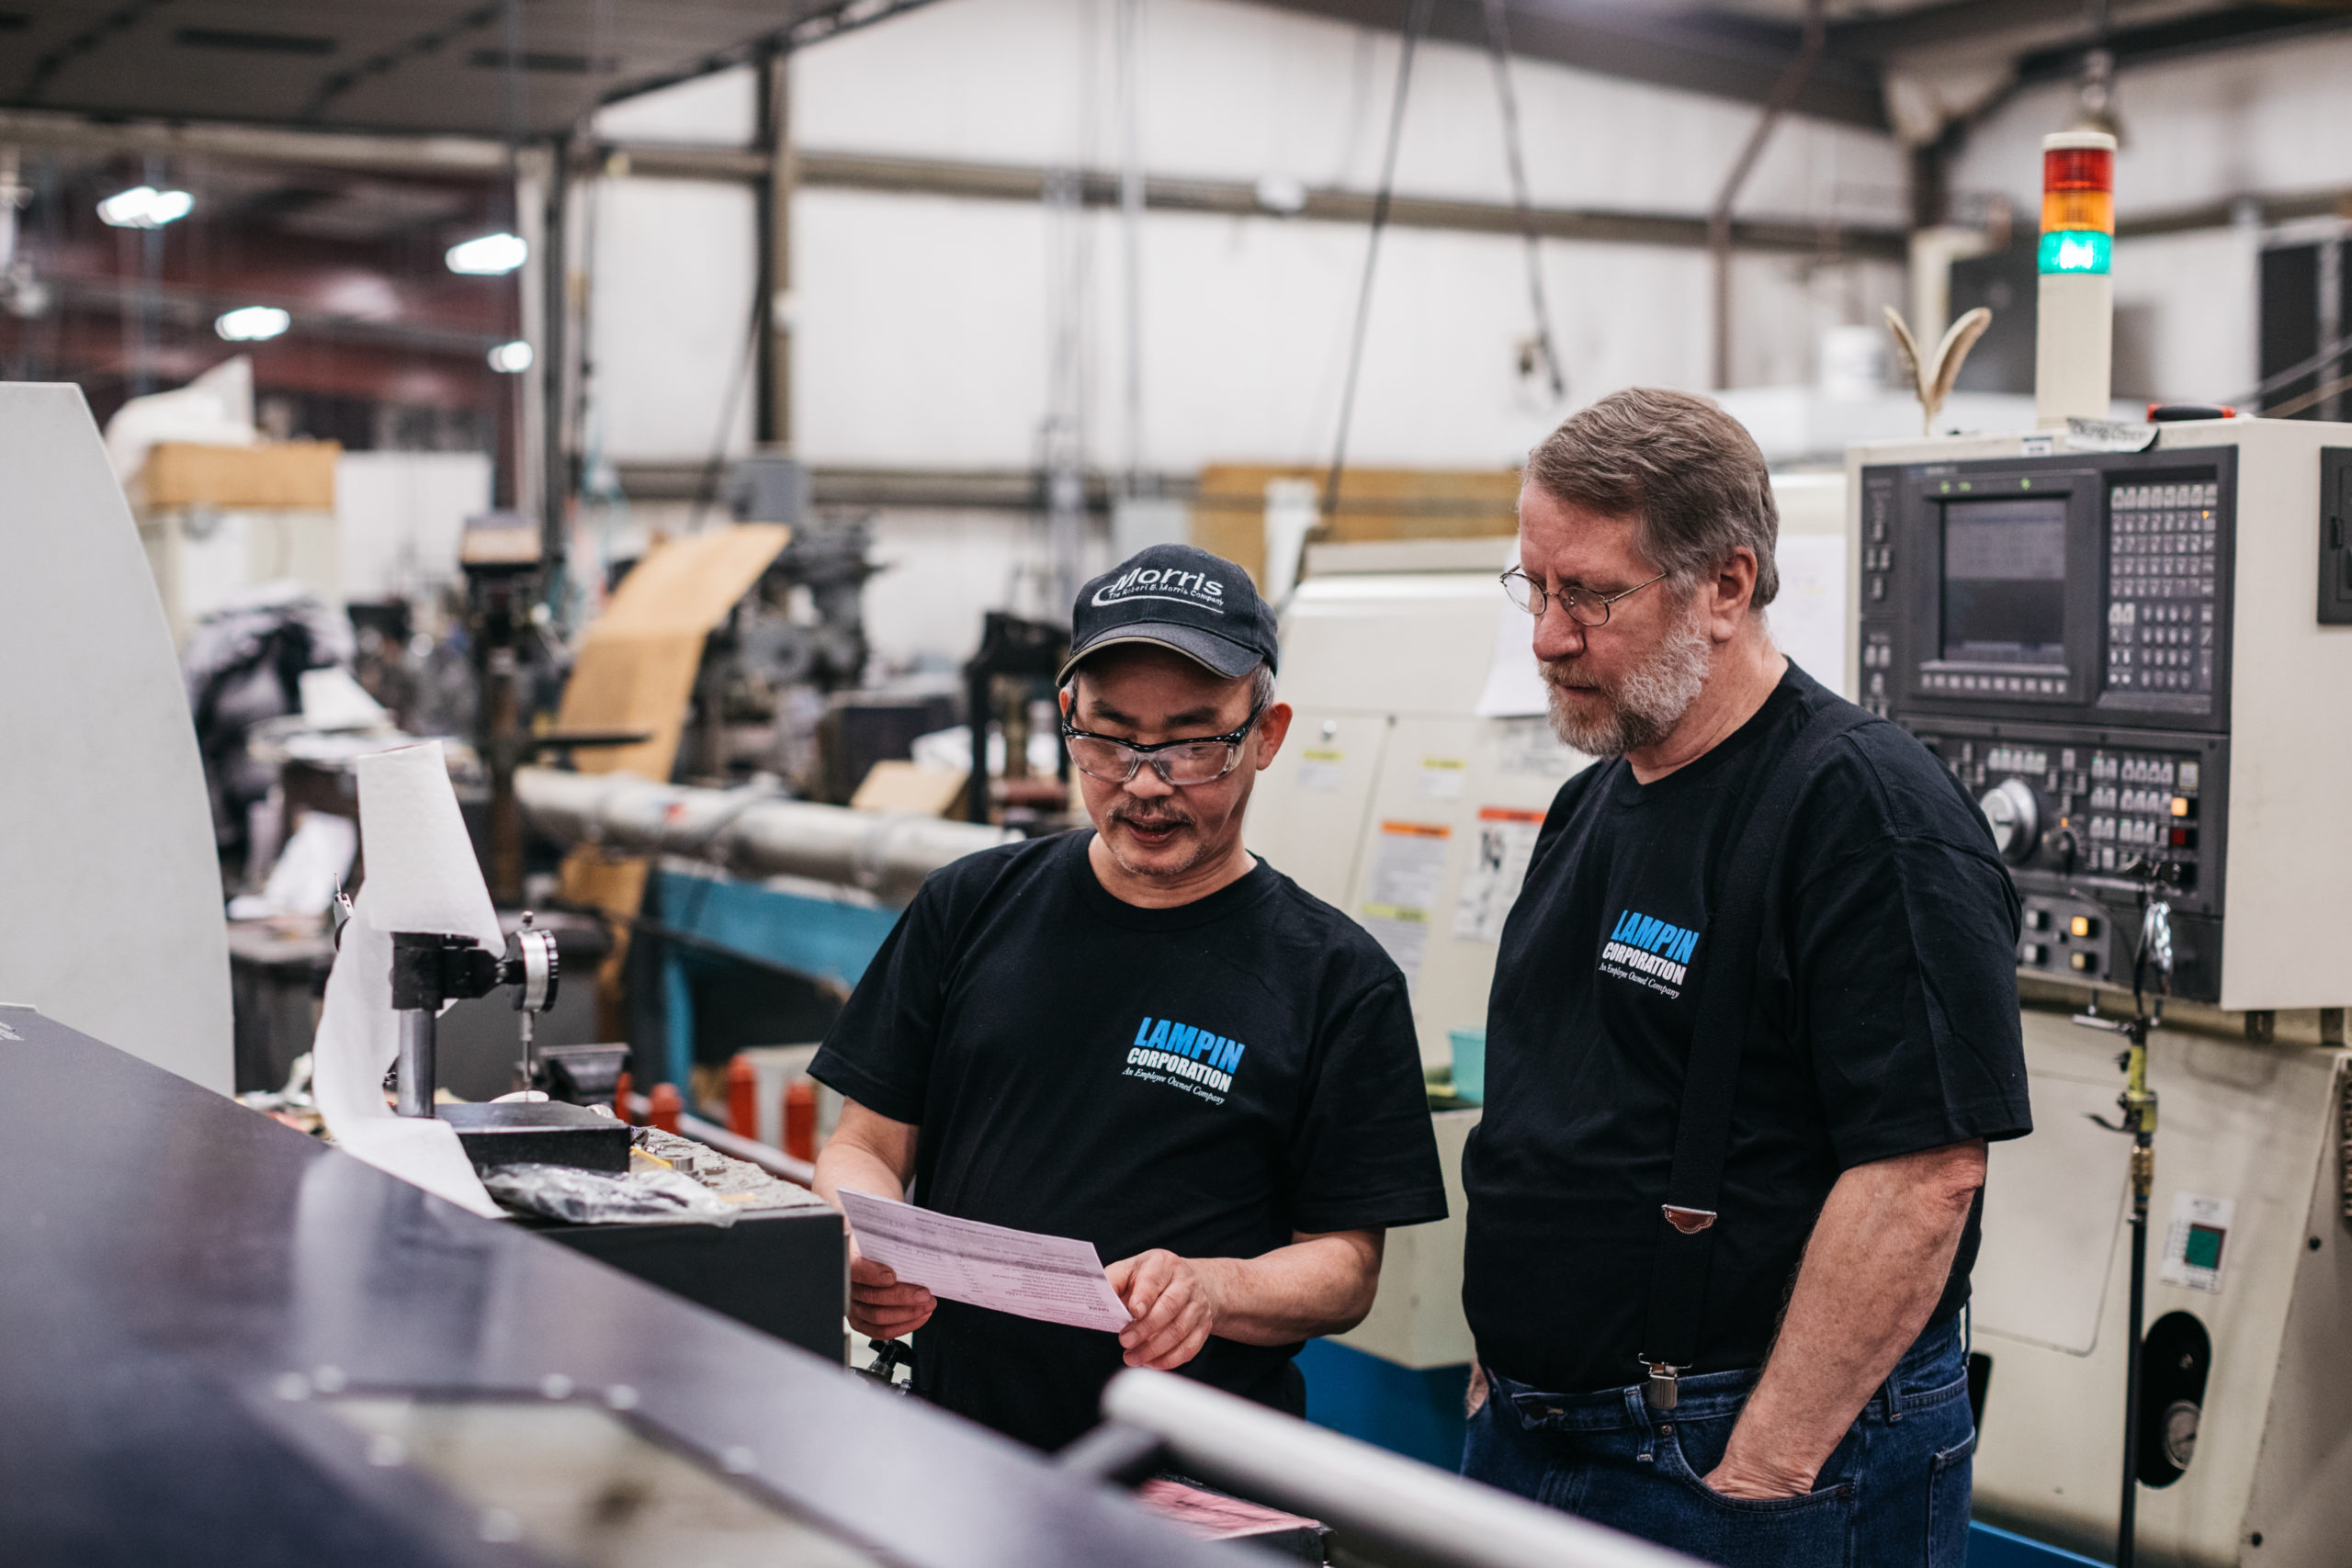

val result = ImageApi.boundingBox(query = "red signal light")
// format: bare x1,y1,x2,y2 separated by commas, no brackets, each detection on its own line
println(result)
2044,146,2112,193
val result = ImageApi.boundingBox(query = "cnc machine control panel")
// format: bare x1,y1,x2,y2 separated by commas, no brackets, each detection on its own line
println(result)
1860,449,2237,1000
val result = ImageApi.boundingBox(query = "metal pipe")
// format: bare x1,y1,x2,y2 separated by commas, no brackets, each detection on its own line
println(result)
395,1010,436,1118
1099,1370,1702,1568
755,45,797,450
515,766,1016,907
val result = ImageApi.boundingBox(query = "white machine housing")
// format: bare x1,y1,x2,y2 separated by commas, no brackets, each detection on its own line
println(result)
1848,419,2352,1566
0,384,232,1091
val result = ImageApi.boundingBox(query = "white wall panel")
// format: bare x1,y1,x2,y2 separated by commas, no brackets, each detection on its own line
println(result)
865,507,1114,666
2112,227,2260,404
793,0,1906,226
791,191,1058,468
793,186,1898,472
585,177,759,463
594,64,756,145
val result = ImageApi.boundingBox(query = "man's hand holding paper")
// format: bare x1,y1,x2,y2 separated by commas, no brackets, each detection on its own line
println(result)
847,1234,938,1340
839,1190,1131,1335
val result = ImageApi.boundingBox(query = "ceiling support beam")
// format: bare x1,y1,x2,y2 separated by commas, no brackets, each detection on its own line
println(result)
1237,0,1883,128
594,144,1908,260
0,108,513,174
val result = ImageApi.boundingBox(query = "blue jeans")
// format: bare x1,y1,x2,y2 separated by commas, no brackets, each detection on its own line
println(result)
1461,1316,1974,1568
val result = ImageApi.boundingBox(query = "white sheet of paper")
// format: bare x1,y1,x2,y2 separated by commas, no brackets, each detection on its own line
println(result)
1474,537,1545,717
1769,533,1851,699
310,742,504,1218
840,1190,1132,1333
1452,807,1544,944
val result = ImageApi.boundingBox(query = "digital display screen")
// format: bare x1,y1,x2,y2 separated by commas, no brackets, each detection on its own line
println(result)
1942,498,2068,663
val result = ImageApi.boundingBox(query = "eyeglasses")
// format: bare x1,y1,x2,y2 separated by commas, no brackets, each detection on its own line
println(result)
1500,567,1668,626
1060,702,1268,786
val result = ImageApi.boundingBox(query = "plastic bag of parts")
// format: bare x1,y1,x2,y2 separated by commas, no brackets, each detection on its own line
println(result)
481,1163,740,1228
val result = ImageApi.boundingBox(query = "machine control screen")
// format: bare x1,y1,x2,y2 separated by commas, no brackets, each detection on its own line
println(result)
1941,497,2069,665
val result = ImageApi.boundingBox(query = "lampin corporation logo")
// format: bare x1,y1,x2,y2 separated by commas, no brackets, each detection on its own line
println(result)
1125,1015,1247,1101
1599,908,1701,996
1091,564,1227,615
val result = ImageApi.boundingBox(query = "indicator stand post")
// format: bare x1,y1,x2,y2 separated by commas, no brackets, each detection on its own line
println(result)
2075,886,2171,1568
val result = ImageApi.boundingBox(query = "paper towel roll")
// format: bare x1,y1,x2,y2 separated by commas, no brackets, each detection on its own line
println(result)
310,742,505,1217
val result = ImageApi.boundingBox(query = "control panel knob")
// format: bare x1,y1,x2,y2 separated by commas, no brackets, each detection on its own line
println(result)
1979,778,2041,863
2048,826,2080,872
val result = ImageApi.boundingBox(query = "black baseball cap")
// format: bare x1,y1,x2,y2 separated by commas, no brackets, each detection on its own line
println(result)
1059,544,1280,684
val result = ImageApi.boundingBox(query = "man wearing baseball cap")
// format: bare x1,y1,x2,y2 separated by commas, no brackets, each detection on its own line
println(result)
810,544,1446,1450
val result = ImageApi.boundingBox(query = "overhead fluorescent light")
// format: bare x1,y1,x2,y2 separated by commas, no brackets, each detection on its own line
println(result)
487,339,534,373
447,232,528,276
97,186,195,229
215,305,291,342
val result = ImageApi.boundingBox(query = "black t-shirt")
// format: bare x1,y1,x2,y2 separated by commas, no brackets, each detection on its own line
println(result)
1461,663,2032,1395
811,830,1448,1451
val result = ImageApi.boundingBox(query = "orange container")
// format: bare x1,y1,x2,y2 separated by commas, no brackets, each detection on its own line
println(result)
785,1079,819,1162
727,1054,759,1137
614,1069,634,1126
649,1081,684,1134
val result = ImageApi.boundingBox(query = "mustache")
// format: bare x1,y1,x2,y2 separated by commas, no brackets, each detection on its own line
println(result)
1113,807,1194,829
1539,658,1603,692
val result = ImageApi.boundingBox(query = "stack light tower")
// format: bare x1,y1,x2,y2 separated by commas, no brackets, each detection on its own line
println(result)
2035,130,2118,427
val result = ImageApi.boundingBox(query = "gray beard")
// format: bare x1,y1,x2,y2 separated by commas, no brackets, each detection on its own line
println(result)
1543,601,1713,758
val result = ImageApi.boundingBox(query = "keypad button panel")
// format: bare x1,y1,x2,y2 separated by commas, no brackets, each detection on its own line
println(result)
2106,482,2220,695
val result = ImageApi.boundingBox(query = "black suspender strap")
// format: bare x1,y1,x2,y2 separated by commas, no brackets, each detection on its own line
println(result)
1637,699,1875,1411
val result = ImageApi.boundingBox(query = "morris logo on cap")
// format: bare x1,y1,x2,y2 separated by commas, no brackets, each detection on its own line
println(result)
1090,565,1228,615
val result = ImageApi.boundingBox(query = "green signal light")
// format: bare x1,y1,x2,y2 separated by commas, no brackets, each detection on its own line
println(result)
2039,230,2111,276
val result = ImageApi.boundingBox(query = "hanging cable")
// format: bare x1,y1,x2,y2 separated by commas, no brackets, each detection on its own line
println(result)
1323,0,1435,525
2227,325,2352,412
1482,0,1563,401
686,287,767,536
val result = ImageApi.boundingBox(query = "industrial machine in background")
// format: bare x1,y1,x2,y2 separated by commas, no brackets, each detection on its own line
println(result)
1846,130,2352,1566
1853,425,2352,1010
680,453,888,795
963,610,1070,828
1850,413,2352,1568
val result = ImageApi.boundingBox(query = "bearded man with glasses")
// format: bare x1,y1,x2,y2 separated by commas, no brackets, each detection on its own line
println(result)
810,544,1445,1452
1458,389,2032,1567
